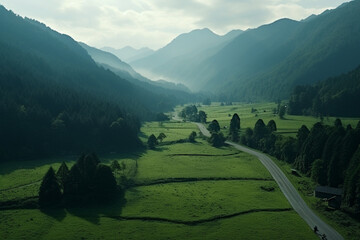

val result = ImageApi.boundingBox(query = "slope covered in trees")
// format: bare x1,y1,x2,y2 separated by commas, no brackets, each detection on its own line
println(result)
288,64,360,117
0,6,191,161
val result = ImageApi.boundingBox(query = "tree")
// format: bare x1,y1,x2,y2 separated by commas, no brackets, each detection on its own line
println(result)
56,162,69,189
279,105,286,119
208,120,220,133
147,134,158,149
254,119,268,141
157,133,167,143
209,132,225,147
230,114,240,132
39,167,62,207
198,111,207,123
267,120,277,132
110,160,121,172
311,159,327,185
296,125,310,153
334,118,342,128
94,164,118,202
189,131,197,142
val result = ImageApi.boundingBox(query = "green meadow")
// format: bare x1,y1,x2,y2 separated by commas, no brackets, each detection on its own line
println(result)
1,119,318,239
189,102,359,137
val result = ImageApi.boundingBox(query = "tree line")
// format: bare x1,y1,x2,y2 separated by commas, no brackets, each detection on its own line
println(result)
39,153,119,207
239,117,360,215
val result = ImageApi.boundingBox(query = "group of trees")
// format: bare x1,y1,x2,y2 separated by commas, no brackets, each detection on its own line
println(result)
288,65,360,117
39,153,118,207
179,105,207,123
207,120,226,147
240,118,360,214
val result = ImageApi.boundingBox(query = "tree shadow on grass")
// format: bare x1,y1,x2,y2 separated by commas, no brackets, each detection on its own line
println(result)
65,192,127,225
40,207,67,222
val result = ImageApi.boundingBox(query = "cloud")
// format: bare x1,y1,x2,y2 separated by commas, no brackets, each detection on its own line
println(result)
0,0,350,50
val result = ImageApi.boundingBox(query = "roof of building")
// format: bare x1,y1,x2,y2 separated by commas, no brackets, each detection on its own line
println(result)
315,186,343,196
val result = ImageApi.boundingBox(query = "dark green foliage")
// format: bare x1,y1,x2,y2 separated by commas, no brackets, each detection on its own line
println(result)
208,120,220,133
230,114,240,132
278,105,286,119
311,159,327,186
274,137,297,163
335,119,343,128
241,128,255,148
295,123,329,173
209,132,226,147
157,133,167,143
189,131,197,143
94,164,118,201
156,113,170,121
267,120,277,132
253,119,268,142
296,125,310,153
198,111,207,123
288,65,360,117
147,134,158,149
39,167,62,207
343,146,360,213
56,162,69,189
229,113,240,142
110,160,121,172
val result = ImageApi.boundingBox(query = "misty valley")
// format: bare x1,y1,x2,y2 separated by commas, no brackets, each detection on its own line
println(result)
1,1,360,240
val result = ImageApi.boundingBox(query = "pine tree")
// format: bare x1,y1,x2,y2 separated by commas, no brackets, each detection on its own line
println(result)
39,167,62,207
147,134,158,149
56,161,69,190
94,164,117,201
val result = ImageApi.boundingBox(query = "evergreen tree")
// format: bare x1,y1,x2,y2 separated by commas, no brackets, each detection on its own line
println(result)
311,159,327,185
157,133,167,143
147,134,158,149
94,164,118,201
39,167,62,207
267,120,277,132
334,118,343,128
230,114,240,132
254,119,268,142
296,125,310,153
56,162,69,190
209,132,226,147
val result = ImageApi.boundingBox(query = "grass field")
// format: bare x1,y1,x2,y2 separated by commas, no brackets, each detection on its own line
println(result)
186,102,359,137
1,120,318,239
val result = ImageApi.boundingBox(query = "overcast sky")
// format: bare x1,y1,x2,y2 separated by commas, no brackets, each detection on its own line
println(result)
0,0,350,50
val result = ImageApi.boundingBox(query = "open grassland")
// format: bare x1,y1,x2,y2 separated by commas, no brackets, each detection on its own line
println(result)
1,120,317,239
186,102,360,137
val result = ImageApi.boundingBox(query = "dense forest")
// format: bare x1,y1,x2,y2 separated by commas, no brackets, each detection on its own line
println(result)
288,65,360,117
239,118,360,215
0,6,191,161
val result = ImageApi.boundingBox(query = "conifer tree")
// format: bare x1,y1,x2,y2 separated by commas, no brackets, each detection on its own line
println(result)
39,167,62,207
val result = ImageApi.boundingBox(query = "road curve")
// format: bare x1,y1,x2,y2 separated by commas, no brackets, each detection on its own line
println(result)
195,123,343,240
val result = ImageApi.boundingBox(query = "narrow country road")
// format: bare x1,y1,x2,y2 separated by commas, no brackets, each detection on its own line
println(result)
195,123,344,240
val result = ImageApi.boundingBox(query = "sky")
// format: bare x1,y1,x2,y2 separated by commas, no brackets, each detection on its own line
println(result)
0,0,350,50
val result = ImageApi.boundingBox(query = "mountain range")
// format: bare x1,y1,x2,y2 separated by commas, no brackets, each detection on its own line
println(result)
130,0,360,101
101,46,154,63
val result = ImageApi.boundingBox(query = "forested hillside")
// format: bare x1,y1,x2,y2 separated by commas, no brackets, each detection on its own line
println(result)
0,6,186,161
288,65,360,117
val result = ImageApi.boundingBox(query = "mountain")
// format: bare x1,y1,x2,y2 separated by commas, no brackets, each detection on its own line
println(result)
131,28,243,83
0,5,190,161
101,46,154,63
132,0,360,102
80,42,193,98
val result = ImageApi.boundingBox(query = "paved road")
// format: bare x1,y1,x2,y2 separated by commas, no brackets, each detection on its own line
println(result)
195,122,344,240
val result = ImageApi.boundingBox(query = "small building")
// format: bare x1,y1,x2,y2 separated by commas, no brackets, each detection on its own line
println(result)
314,186,343,209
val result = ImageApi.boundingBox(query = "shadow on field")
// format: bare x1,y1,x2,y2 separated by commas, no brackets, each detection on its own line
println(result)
64,193,127,225
40,207,67,222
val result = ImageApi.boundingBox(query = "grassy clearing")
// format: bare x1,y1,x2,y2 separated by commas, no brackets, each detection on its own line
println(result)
0,119,318,239
122,181,288,221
